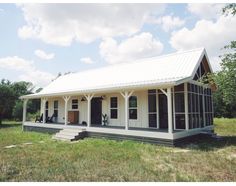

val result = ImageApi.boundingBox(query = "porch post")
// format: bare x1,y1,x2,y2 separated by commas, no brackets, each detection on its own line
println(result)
172,87,176,130
63,96,71,125
167,88,173,133
84,94,94,127
184,83,189,130
22,99,28,124
42,98,47,124
120,90,133,130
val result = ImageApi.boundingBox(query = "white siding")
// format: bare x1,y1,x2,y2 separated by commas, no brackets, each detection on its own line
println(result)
39,90,150,128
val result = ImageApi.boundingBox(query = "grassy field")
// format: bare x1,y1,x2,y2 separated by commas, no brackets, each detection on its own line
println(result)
0,118,235,181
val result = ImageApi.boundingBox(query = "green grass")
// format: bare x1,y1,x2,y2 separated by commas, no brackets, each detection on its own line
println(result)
0,119,235,181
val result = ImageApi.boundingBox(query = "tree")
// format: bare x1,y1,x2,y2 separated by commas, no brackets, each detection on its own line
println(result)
218,4,236,105
0,83,15,124
0,79,37,123
11,81,34,97
12,100,23,121
215,42,236,105
211,4,236,117
222,3,236,16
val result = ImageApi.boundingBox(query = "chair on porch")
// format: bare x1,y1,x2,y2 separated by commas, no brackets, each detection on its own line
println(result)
46,113,55,123
35,114,43,123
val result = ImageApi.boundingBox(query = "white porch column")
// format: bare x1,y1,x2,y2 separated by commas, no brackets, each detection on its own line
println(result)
172,88,176,130
167,88,173,133
184,83,189,130
63,96,71,125
160,88,173,133
42,98,47,124
84,94,94,127
120,90,133,130
22,99,28,124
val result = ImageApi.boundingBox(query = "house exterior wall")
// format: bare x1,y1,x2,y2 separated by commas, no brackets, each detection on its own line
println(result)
102,91,148,128
38,82,213,130
40,90,149,128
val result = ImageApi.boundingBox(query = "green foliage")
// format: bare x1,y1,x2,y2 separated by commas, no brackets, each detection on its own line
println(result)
213,89,236,118
222,3,236,16
0,79,40,123
0,82,15,124
26,111,40,122
12,101,23,121
211,4,236,117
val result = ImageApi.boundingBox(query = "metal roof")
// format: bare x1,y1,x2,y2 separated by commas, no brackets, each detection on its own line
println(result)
21,47,212,99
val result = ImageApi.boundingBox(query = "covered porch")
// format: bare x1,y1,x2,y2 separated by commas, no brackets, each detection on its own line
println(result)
22,85,176,134
22,80,214,139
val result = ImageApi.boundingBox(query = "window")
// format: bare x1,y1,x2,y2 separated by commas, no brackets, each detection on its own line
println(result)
129,96,137,119
45,101,49,118
54,100,58,117
174,84,185,129
148,94,156,113
148,90,157,128
175,93,184,113
187,83,213,128
72,99,78,109
204,88,213,126
110,97,118,119
193,61,207,81
175,114,185,129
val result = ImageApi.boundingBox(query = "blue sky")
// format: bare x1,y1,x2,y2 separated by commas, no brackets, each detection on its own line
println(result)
0,3,235,88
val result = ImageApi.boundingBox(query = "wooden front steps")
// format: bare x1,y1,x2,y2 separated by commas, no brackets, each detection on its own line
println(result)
53,128,86,141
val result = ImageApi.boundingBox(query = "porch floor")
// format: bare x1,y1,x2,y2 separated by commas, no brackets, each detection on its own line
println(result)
23,121,214,143
34,121,184,133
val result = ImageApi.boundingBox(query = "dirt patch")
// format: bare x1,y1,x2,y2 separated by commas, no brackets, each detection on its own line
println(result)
173,149,190,153
4,145,17,149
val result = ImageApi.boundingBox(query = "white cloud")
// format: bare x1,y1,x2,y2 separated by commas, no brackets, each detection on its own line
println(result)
80,57,94,64
100,32,163,64
0,56,54,87
17,4,165,46
149,15,185,32
34,49,55,60
170,15,236,71
187,4,225,20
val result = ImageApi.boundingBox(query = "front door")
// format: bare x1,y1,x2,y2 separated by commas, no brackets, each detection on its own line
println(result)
91,97,102,125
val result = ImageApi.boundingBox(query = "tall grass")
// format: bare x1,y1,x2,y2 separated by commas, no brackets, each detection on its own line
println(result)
0,119,235,181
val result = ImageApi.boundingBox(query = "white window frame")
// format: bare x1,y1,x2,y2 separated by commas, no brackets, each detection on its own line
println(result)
71,99,78,110
110,97,118,119
129,95,138,120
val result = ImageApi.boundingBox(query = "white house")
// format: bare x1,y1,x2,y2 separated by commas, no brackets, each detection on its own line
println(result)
21,48,215,146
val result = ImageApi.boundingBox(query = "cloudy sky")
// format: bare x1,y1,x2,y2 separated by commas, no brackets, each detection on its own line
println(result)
0,3,235,88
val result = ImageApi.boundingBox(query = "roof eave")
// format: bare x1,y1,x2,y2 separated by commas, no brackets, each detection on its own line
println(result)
20,81,179,99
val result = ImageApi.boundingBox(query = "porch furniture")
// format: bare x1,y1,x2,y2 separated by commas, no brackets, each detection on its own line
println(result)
35,114,43,123
102,114,108,126
46,113,55,123
68,111,79,124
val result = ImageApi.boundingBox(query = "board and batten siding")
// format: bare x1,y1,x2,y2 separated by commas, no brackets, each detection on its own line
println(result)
101,91,148,128
40,96,87,124
40,90,149,128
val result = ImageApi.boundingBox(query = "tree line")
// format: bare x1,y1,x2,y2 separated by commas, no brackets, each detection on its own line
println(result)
0,80,40,124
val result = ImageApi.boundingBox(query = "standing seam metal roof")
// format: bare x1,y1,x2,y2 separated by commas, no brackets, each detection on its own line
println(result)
22,47,211,98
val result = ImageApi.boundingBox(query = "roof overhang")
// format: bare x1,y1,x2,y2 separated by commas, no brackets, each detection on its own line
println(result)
20,80,184,99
